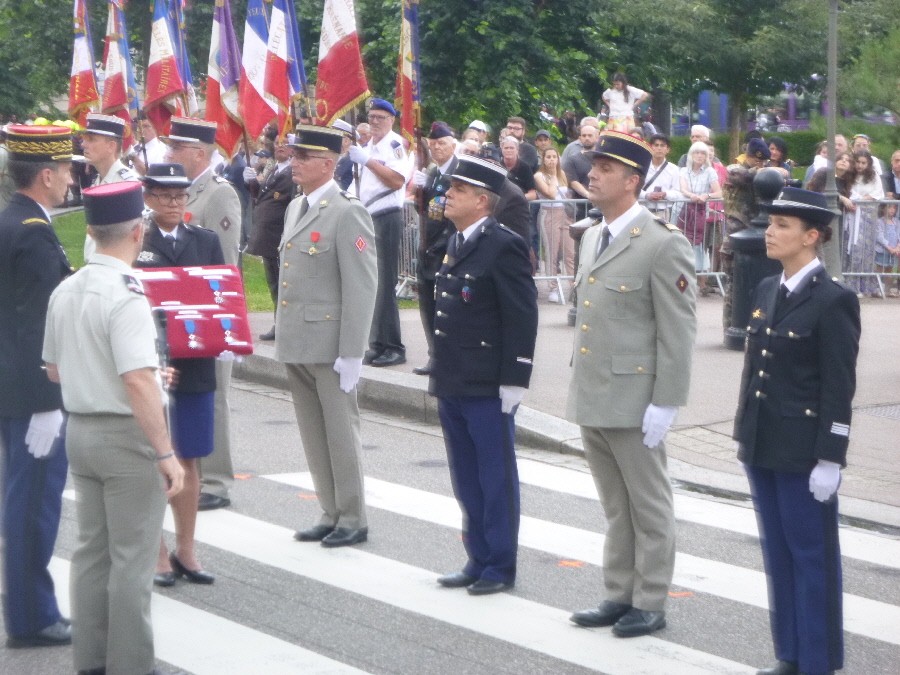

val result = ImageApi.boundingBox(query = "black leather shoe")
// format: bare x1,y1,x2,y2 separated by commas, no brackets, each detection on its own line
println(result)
77,669,107,675
612,608,666,637
198,493,231,511
321,527,368,548
437,571,477,588
259,326,276,341
363,349,383,365
756,662,799,675
466,579,513,596
413,360,433,376
294,524,335,542
370,351,406,367
153,571,177,587
6,619,72,648
569,600,632,627
169,553,215,585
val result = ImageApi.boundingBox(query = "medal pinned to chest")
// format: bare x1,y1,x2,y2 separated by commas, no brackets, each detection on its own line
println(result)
308,231,321,254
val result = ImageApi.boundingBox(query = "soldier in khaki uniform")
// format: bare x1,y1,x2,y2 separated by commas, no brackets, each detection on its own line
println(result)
162,117,242,511
81,113,138,261
276,126,377,548
43,181,184,675
567,131,697,638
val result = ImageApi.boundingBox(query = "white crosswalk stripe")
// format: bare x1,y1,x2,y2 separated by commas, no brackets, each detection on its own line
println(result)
265,472,900,646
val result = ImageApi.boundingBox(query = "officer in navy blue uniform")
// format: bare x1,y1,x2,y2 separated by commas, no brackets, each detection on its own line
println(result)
734,188,860,675
0,124,74,648
430,155,538,596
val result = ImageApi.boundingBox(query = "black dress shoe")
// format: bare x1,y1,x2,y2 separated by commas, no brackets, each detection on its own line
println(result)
153,571,177,587
320,527,368,548
756,661,799,675
169,553,215,585
197,493,231,511
466,579,513,596
370,351,407,367
569,600,632,627
259,326,276,341
6,619,72,648
363,349,383,365
412,360,433,376
293,524,335,542
612,608,666,637
437,571,477,588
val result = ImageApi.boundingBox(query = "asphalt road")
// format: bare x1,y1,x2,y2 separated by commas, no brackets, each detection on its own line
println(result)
2,382,898,674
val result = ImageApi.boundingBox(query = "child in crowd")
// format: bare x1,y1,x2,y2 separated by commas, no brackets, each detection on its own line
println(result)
875,201,900,297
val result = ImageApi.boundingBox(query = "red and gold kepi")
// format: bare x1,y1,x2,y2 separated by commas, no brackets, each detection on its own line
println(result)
4,124,73,162
586,130,652,175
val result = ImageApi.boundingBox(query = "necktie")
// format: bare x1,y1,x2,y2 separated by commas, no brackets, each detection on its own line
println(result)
456,231,465,254
775,283,789,314
299,197,309,218
598,226,611,256
163,233,176,252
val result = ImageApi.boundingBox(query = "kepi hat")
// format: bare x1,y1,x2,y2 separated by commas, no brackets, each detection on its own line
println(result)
81,113,126,139
586,130,652,175
451,155,507,194
290,125,344,154
5,124,73,162
140,163,192,188
83,181,145,226
161,117,217,145
763,187,835,228
331,119,353,137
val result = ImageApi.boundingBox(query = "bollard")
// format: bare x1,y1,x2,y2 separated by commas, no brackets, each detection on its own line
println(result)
724,169,784,350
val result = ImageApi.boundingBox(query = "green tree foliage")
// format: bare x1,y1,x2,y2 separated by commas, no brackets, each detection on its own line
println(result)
838,24,900,121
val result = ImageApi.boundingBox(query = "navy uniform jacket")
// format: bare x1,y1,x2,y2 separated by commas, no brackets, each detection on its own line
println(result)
417,156,458,281
134,221,225,393
734,267,860,472
0,193,71,417
246,166,296,259
429,217,538,398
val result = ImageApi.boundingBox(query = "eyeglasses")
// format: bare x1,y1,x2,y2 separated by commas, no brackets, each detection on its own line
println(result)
367,114,392,122
146,192,189,205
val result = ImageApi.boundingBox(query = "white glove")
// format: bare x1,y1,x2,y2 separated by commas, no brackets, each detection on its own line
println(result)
809,460,842,502
641,404,678,449
217,350,237,362
499,385,526,414
333,356,363,393
348,145,370,166
412,169,428,188
242,167,257,183
25,409,64,459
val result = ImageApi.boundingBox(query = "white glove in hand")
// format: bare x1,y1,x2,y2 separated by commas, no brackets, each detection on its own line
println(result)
217,350,237,362
25,409,64,459
809,460,841,502
333,356,363,393
348,145,370,166
412,169,428,188
242,167,257,183
641,404,678,449
499,385,526,414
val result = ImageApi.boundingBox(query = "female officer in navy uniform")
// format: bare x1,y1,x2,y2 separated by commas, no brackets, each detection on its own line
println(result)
733,188,860,675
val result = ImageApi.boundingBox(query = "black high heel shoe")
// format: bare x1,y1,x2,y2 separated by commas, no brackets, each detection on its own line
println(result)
169,552,215,585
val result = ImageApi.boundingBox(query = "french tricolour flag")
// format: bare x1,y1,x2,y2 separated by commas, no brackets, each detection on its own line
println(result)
144,0,185,135
239,0,276,139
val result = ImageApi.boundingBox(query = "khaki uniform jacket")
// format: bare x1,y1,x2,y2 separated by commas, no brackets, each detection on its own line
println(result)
566,207,697,428
274,183,377,364
186,169,242,266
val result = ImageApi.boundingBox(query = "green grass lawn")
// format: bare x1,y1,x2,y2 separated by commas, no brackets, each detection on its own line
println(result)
53,210,419,312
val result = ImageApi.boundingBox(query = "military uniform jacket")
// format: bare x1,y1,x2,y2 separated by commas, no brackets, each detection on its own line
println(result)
0,194,71,417
429,217,538,398
733,268,860,472
246,165,295,259
186,169,242,266
274,182,377,364
566,207,697,428
417,156,458,280
134,221,225,393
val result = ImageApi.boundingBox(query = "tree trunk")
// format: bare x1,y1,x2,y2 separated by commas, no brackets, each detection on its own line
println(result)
727,92,746,164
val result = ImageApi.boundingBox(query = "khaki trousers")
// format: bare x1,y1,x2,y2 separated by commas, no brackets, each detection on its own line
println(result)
581,426,675,611
67,414,166,675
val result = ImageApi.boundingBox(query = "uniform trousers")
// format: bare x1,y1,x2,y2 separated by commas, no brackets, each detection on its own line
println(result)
745,465,843,675
368,208,405,355
67,414,166,675
285,363,366,529
438,396,519,584
581,426,675,611
200,359,234,498
0,416,67,637
416,274,436,358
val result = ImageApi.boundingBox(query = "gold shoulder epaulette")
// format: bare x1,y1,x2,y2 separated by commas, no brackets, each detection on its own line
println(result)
654,216,680,232
23,217,50,226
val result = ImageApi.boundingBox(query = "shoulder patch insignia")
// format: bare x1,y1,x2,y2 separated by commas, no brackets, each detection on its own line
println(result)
355,236,368,252
676,274,688,293
136,251,156,263
122,274,145,295
391,140,405,160
22,217,50,226
220,217,231,231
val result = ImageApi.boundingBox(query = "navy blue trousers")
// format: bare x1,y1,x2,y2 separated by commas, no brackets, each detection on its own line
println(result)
1,416,68,637
438,396,519,584
745,465,843,675
368,208,405,355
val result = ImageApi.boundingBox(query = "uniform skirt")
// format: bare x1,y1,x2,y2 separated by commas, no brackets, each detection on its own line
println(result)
169,390,215,459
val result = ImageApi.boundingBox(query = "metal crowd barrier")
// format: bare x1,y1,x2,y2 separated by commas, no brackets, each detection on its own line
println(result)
840,198,900,299
396,197,731,301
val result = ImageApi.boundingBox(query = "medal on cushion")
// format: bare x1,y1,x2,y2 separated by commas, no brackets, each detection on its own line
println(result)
208,279,225,304
184,319,202,350
309,231,320,254
220,317,234,344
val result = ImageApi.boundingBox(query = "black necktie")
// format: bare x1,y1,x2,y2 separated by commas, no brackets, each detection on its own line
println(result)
775,283,789,313
456,231,465,254
163,233,176,252
599,226,611,255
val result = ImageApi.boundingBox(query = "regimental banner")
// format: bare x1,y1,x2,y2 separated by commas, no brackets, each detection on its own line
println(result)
69,0,100,126
395,0,421,149
315,0,369,125
206,0,245,158
239,0,277,139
